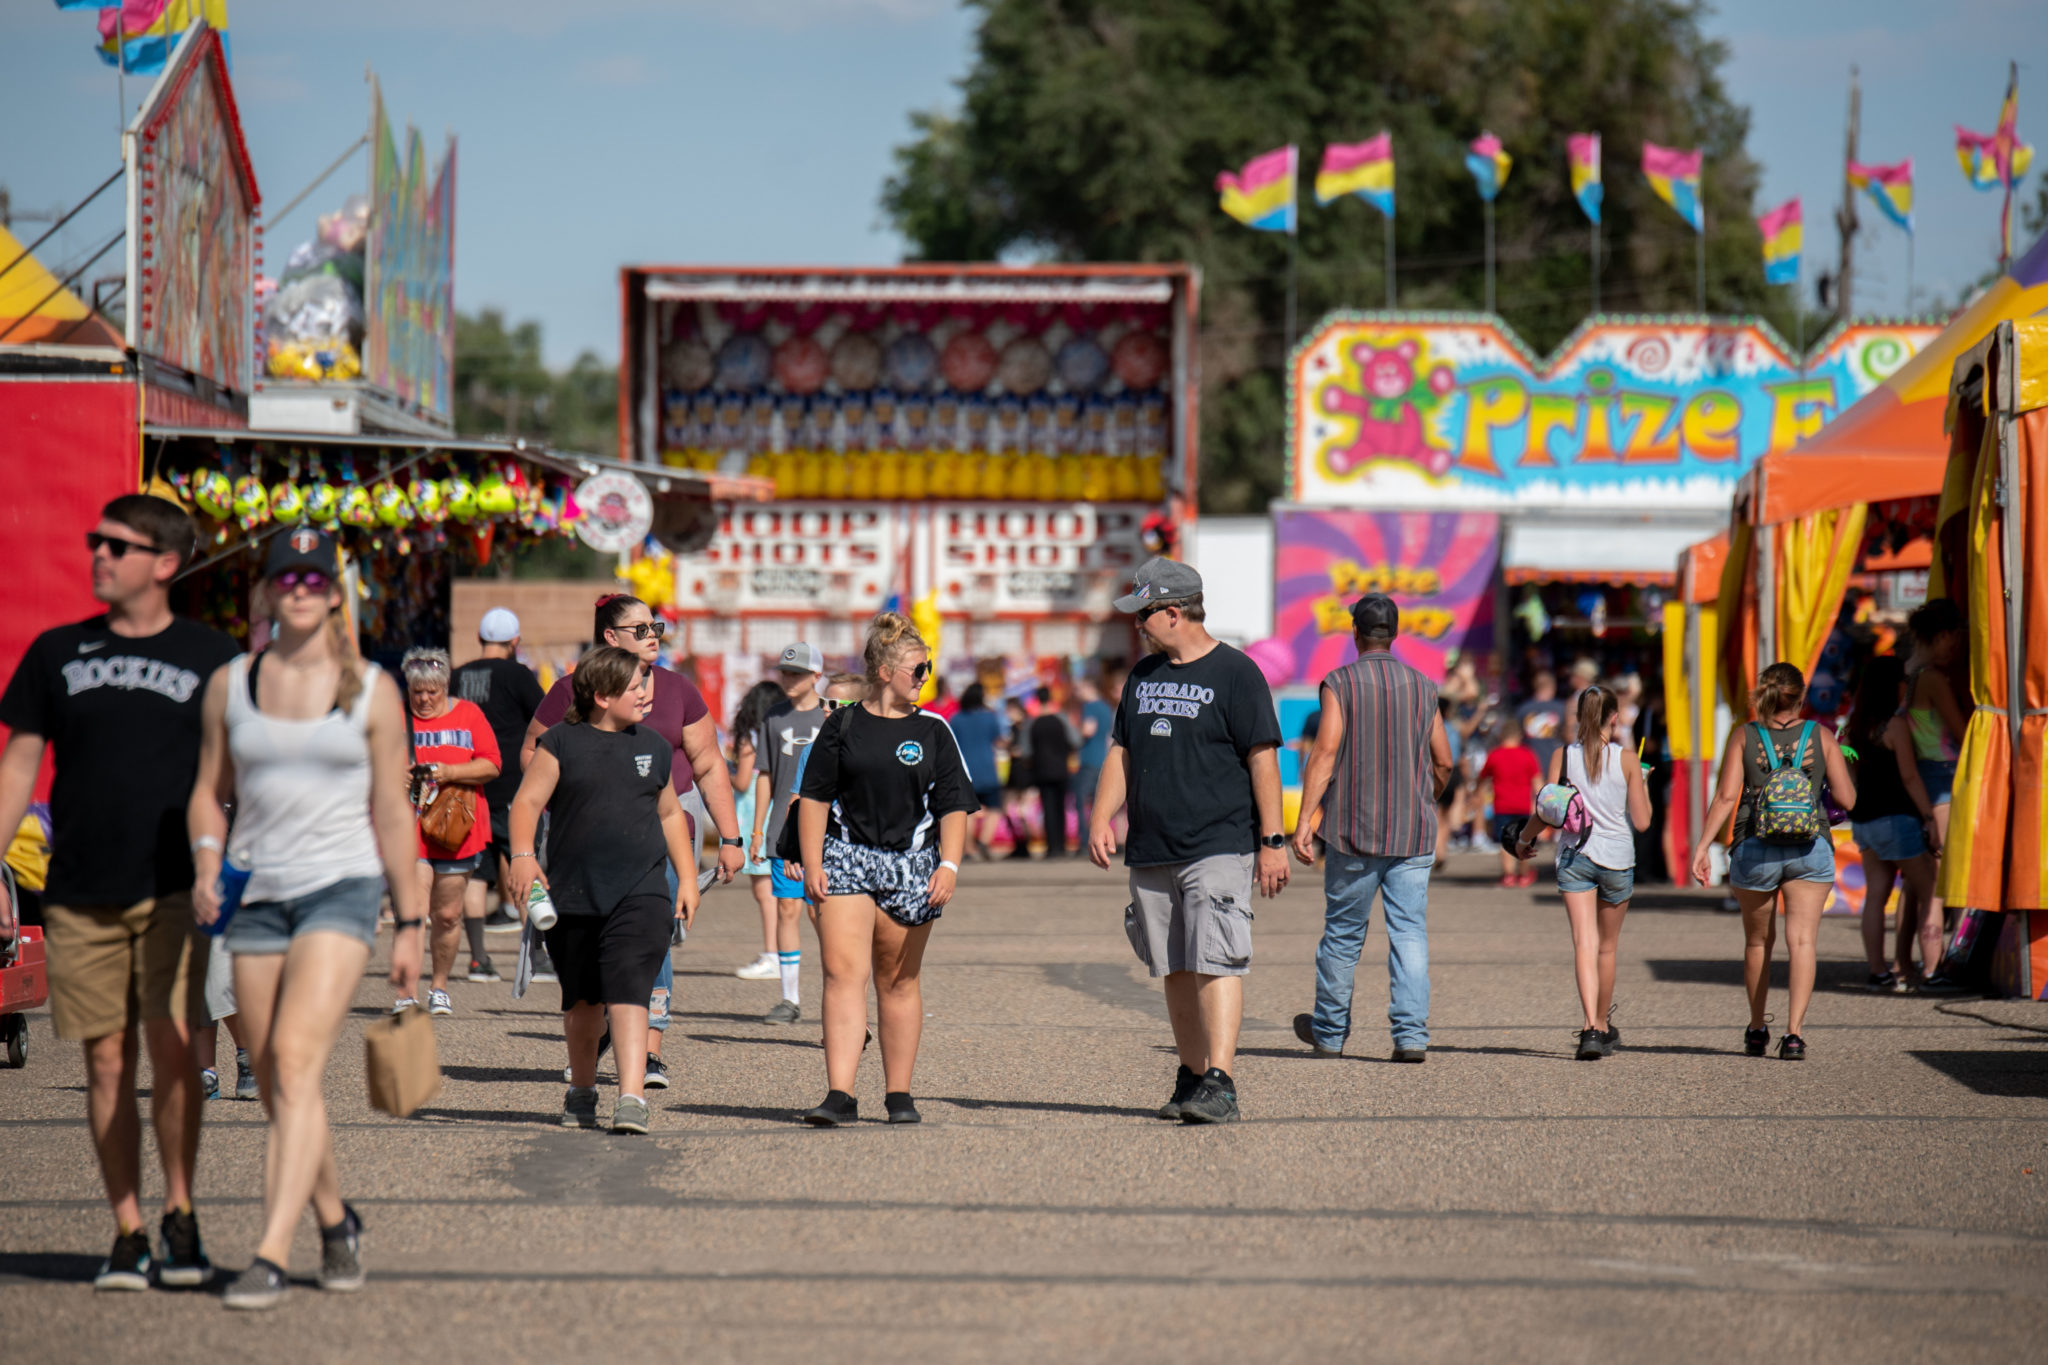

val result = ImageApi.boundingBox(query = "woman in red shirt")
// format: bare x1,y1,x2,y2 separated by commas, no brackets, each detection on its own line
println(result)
401,648,500,1017
1476,726,1541,887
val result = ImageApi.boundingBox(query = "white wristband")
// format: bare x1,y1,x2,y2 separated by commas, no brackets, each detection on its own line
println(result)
939,859,960,873
191,835,223,855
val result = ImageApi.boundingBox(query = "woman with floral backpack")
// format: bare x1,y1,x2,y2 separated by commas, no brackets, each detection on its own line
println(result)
1690,663,1856,1060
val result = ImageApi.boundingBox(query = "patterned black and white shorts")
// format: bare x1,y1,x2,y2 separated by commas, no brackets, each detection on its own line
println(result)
821,837,942,927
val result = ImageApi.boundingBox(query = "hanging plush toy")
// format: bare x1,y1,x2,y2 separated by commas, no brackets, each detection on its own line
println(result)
269,476,306,523
192,469,234,522
410,476,446,523
372,480,414,528
444,475,479,523
230,475,270,529
340,482,377,529
475,466,517,517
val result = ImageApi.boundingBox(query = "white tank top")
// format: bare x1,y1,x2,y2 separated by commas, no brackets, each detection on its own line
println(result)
225,654,385,903
1564,741,1634,870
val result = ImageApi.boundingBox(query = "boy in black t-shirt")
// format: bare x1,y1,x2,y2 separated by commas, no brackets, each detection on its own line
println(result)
1087,558,1287,1126
0,494,239,1290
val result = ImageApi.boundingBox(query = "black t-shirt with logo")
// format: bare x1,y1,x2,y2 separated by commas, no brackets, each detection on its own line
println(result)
451,656,546,828
797,705,978,853
536,721,673,917
0,615,241,905
1111,643,1281,867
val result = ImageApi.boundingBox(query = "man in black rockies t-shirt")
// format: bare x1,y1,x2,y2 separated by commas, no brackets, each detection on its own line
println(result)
1086,558,1287,1125
0,494,239,1291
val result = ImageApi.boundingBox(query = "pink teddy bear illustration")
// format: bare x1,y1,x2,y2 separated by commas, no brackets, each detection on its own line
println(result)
1322,340,1457,477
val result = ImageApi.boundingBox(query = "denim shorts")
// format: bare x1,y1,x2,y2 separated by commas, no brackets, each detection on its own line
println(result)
1556,846,1635,904
1916,758,1956,806
1728,836,1836,893
424,851,484,877
226,876,385,955
1853,813,1927,863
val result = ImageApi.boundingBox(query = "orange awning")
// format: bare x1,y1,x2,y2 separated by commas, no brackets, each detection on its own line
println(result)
1677,533,1727,604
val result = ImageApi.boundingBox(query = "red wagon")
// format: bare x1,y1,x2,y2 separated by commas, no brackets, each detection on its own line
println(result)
1,866,46,1067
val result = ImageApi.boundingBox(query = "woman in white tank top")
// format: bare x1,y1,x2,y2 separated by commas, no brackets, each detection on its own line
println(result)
186,529,424,1309
1529,684,1650,1061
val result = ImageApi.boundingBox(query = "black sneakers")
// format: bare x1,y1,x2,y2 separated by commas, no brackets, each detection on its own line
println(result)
157,1207,212,1287
884,1091,922,1124
643,1054,669,1090
93,1228,151,1291
1778,1033,1807,1060
1157,1064,1201,1120
804,1090,858,1126
1178,1068,1240,1124
1602,1003,1622,1050
1292,1013,1341,1057
1744,1024,1771,1056
1575,1028,1609,1061
465,956,501,982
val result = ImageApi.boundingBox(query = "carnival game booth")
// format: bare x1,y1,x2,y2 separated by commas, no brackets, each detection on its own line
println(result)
1282,311,1939,703
1934,320,2048,1000
616,265,1198,683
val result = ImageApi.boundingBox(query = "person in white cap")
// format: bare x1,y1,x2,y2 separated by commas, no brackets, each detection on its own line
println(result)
738,642,827,1023
452,609,546,980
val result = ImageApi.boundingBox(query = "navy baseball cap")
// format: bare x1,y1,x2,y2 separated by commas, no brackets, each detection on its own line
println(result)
264,525,340,580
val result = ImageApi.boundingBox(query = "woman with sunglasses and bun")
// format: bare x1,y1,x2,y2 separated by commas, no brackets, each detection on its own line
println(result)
794,614,976,1127
522,593,742,1089
188,528,424,1308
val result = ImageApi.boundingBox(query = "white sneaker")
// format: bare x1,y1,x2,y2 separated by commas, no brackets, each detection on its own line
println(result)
734,952,779,980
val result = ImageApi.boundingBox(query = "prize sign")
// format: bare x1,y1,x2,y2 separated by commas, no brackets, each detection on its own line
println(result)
573,473,654,553
933,503,1150,617
673,505,899,615
1290,315,1940,509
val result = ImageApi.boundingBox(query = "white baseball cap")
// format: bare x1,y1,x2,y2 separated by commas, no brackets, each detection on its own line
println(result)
478,608,521,643
777,641,824,674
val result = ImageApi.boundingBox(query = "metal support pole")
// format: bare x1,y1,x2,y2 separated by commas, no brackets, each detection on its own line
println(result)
1384,213,1395,310
1756,522,1777,669
1484,199,1496,314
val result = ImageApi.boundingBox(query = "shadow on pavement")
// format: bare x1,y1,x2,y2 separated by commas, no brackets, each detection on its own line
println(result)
662,1100,803,1123
413,1107,562,1125
441,1064,568,1085
0,1252,98,1284
1908,1048,2048,1098
685,1032,819,1050
1643,959,1889,994
934,1095,1156,1118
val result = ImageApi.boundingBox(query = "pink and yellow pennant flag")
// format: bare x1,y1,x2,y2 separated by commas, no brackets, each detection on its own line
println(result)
1567,133,1602,224
1642,141,1704,232
1465,132,1511,202
1847,158,1914,234
1216,144,1298,233
1757,198,1802,286
91,0,230,75
1315,133,1395,218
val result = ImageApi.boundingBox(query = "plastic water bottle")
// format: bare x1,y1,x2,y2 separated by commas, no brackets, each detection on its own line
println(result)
525,880,558,931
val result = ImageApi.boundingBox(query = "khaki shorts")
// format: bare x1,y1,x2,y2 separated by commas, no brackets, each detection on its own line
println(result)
43,894,205,1041
1124,853,1256,978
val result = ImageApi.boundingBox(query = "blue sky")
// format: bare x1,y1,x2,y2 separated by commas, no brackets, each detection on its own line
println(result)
3,1,2043,366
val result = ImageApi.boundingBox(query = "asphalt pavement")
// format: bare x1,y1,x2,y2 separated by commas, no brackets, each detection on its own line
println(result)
3,853,2044,1362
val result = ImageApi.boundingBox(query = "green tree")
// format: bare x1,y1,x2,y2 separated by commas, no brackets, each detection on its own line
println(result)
882,0,1781,512
454,309,619,458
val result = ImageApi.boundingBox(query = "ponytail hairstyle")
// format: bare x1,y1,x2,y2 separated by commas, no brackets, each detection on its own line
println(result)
565,646,643,725
592,592,648,646
1750,661,1806,721
732,680,787,747
862,610,927,688
1847,654,1906,748
1575,684,1619,783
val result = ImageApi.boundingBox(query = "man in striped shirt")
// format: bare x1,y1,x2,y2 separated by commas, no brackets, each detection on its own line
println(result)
1289,594,1454,1062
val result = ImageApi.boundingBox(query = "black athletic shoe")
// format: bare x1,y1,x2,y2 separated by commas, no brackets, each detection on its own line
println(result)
1391,1047,1427,1063
481,906,520,932
1778,1033,1807,1060
318,1204,365,1292
1178,1068,1240,1124
804,1090,858,1126
465,956,500,982
1157,1064,1201,1120
93,1229,152,1292
1602,1003,1622,1050
1743,1024,1771,1057
643,1054,669,1090
157,1207,212,1287
884,1091,922,1124
1866,970,1903,993
1576,1028,1608,1060
222,1256,288,1311
1292,1013,1341,1057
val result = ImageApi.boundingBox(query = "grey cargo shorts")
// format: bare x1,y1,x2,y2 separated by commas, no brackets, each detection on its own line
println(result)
1123,853,1255,978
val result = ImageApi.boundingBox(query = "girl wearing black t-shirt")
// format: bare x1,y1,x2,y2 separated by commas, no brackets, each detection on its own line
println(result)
508,648,699,1135
795,613,977,1126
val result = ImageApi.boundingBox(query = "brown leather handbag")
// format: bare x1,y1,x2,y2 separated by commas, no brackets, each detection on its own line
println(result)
408,711,477,854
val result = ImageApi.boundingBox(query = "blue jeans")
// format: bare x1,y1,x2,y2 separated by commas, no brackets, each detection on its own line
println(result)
650,861,680,1033
1312,852,1434,1051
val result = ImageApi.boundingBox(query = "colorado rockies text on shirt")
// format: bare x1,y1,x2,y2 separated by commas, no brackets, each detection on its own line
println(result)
1133,680,1216,719
60,655,203,703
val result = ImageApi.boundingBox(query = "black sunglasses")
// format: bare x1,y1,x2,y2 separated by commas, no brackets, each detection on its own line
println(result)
615,621,667,641
86,531,166,559
905,660,933,685
1136,603,1175,622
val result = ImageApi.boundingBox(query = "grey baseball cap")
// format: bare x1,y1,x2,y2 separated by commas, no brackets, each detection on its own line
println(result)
1113,556,1204,614
1351,593,1400,639
777,641,824,674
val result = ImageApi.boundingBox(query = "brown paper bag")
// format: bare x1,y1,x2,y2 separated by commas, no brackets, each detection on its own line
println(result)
364,1005,442,1117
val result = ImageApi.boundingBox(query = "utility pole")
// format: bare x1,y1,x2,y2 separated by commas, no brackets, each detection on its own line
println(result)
1833,67,1861,322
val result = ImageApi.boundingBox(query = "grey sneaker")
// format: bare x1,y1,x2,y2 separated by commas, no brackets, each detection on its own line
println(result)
613,1094,650,1134
222,1257,288,1311
763,999,801,1024
317,1204,364,1291
389,997,418,1016
1178,1068,1240,1124
561,1086,600,1129
1157,1064,1201,1121
426,989,453,1017
235,1049,258,1101
200,1067,219,1100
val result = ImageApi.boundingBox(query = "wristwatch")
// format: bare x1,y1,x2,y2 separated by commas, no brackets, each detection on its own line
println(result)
720,836,746,849
1260,833,1287,850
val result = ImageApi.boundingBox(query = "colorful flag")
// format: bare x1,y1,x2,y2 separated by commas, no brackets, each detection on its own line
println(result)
91,0,229,75
1465,132,1512,202
1758,198,1802,286
1315,133,1395,218
1955,67,2033,191
1642,142,1704,232
1567,133,1602,224
1847,158,1914,233
1216,145,1298,233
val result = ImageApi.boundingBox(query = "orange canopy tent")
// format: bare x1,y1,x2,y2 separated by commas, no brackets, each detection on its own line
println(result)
1719,227,2048,707
1936,319,2047,995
